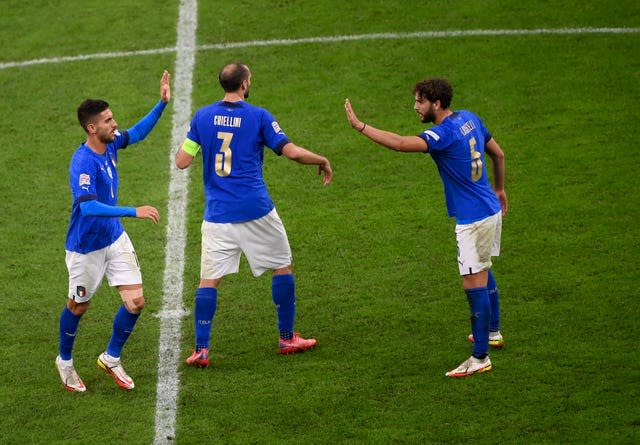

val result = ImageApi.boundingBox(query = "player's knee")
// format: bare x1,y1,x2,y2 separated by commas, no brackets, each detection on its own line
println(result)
67,299,90,316
120,287,145,314
126,296,145,313
200,278,221,288
273,264,293,275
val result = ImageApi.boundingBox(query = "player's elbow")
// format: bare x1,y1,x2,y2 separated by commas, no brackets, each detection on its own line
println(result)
486,139,505,161
281,143,303,161
175,159,190,170
175,148,194,169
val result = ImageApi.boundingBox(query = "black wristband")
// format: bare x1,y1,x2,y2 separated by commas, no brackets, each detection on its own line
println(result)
359,123,367,133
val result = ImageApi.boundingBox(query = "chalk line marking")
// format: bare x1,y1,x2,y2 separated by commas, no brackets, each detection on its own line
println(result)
1,27,637,71
152,0,197,444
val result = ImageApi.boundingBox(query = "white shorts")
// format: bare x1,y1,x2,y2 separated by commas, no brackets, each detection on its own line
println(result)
455,211,502,276
65,232,142,302
201,209,293,279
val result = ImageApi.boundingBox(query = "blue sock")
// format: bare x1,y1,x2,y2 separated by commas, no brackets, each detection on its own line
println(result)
106,304,140,358
194,287,217,352
487,269,501,332
272,274,296,340
59,306,81,360
465,287,490,358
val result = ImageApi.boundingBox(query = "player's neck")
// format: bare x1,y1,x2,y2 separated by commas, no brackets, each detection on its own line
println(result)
434,109,453,125
222,91,244,103
85,137,107,155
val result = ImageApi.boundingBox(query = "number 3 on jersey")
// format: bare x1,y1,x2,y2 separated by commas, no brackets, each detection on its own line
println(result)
469,137,483,181
215,131,233,177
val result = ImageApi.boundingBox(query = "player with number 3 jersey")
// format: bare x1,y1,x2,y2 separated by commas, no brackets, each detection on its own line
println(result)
182,96,289,223
176,63,332,367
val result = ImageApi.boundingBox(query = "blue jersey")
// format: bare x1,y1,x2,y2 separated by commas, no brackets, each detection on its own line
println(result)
186,100,290,223
65,131,130,253
418,110,501,223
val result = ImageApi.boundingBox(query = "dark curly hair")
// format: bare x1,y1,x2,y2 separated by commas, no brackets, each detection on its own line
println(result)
413,78,453,109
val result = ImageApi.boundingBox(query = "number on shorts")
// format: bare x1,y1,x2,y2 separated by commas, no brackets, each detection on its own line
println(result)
469,137,483,181
216,131,233,177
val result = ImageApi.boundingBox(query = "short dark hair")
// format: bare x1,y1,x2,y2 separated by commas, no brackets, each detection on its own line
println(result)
77,99,109,132
219,63,250,92
413,78,453,109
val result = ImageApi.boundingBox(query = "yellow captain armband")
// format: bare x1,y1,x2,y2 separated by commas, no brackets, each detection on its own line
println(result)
182,138,201,156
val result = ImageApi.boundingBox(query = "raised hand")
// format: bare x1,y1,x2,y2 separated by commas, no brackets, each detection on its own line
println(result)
160,70,171,103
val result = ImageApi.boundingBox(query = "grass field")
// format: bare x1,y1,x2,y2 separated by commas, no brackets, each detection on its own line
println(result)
0,1,639,444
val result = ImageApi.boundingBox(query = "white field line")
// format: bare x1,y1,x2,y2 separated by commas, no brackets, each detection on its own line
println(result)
198,26,640,50
152,0,197,444
1,27,637,70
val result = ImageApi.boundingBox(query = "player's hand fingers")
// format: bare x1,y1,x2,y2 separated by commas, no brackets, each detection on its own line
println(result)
161,70,171,102
140,205,160,223
319,165,332,186
150,208,160,223
344,99,361,129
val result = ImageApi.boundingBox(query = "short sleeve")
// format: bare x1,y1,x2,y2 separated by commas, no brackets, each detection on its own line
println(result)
260,109,290,152
418,127,448,152
186,112,201,145
69,153,98,201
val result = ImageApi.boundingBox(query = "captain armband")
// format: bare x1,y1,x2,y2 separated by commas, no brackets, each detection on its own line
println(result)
182,138,201,156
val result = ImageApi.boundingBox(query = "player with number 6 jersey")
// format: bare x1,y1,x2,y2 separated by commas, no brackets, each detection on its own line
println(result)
345,77,508,378
176,62,332,367
419,109,502,223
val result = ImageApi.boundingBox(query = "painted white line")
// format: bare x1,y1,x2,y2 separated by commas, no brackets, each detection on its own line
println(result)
1,27,637,71
0,47,176,70
198,27,640,50
152,0,197,444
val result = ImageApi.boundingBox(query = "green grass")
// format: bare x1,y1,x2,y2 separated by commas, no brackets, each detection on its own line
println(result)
1,1,639,444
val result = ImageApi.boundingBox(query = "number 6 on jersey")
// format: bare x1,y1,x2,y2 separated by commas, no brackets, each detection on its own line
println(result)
469,137,483,182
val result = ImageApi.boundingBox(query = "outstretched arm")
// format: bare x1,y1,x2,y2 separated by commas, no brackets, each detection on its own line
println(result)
485,138,508,215
344,98,427,152
281,142,332,186
127,70,172,144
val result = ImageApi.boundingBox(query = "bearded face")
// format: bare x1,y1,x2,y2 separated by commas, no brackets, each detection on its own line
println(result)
90,109,118,143
414,94,437,123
